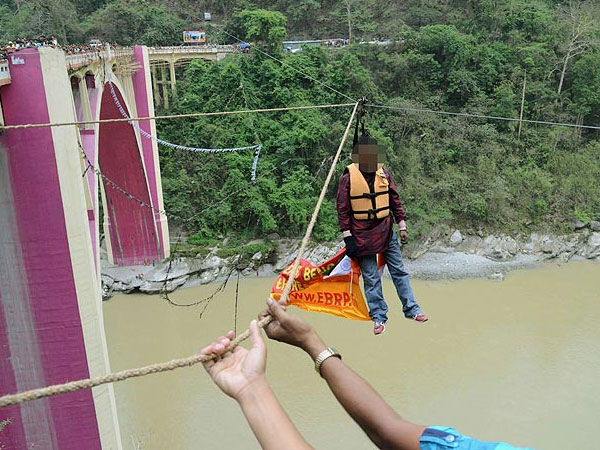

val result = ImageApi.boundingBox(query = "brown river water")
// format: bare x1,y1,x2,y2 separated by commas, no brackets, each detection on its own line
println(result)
103,261,600,450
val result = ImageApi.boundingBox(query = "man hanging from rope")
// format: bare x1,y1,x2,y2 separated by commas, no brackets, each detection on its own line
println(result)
336,108,427,335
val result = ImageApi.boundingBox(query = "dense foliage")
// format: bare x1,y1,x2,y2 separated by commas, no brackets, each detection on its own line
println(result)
2,0,600,242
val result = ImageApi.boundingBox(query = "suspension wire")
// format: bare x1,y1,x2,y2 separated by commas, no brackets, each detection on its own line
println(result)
369,103,600,131
107,80,262,180
78,143,174,219
0,103,354,130
220,30,358,104
234,269,240,336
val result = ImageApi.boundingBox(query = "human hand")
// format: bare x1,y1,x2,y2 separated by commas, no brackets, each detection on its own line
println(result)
259,299,327,359
200,320,266,401
399,230,408,245
344,235,360,258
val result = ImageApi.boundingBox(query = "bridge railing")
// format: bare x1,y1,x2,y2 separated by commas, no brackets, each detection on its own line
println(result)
66,47,134,70
0,59,10,86
147,45,237,55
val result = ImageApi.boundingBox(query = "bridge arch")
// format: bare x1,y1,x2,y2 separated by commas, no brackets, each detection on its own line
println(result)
96,78,160,266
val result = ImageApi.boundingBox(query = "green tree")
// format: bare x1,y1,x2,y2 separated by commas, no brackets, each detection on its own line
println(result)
226,8,287,50
84,0,182,46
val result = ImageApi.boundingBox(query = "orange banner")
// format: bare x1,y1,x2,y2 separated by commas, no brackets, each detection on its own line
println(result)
270,249,371,321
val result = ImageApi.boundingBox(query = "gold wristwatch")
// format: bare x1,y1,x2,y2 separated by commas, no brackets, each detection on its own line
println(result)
314,347,341,376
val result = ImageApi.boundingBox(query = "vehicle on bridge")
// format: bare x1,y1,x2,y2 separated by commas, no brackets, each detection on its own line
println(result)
183,30,207,45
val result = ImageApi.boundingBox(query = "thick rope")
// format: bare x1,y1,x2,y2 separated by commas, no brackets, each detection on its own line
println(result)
0,103,355,130
0,102,358,410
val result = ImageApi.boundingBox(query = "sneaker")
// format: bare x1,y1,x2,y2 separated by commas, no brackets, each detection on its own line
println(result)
408,312,428,323
373,321,386,335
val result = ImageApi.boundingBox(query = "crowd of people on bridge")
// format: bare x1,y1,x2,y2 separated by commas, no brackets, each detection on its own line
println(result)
0,37,122,61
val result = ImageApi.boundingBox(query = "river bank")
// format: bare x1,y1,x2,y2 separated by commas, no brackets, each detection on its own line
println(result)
100,225,600,300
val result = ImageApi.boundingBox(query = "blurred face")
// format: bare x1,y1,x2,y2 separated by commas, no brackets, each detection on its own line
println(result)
357,144,378,173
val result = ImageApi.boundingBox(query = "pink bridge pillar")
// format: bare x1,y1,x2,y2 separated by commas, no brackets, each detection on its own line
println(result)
133,46,170,260
98,46,169,266
0,48,122,449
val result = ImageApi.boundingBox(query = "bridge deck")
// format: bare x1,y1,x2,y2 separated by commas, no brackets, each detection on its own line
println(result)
147,45,237,56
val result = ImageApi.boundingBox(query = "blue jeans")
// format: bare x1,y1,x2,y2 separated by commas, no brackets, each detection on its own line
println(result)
359,230,421,323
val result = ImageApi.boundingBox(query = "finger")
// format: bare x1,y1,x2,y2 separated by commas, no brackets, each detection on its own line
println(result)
249,319,265,352
267,298,288,323
200,343,214,356
258,308,270,320
225,330,235,340
213,342,228,356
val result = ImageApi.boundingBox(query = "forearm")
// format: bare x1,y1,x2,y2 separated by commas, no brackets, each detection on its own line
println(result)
237,378,313,450
302,335,424,450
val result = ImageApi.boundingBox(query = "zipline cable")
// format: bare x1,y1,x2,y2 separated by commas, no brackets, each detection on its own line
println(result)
369,103,600,131
0,103,355,130
0,102,359,410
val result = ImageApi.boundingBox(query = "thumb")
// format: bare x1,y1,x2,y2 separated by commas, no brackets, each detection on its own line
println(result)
267,298,288,323
249,319,264,351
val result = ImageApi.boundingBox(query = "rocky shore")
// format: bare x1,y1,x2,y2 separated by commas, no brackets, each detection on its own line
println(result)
101,224,600,300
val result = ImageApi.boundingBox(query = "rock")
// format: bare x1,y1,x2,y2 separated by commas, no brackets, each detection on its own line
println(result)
101,274,114,290
476,227,484,238
573,220,588,231
590,221,600,232
241,267,255,276
267,233,281,241
583,232,600,259
200,255,224,270
251,251,263,261
478,236,519,260
199,268,220,284
456,236,482,254
140,276,189,294
427,245,455,254
305,243,338,264
449,230,463,246
488,272,505,281
521,242,534,254
256,264,276,277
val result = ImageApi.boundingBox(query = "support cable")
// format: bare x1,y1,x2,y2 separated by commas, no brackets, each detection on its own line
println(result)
107,80,262,180
368,103,600,131
0,103,355,130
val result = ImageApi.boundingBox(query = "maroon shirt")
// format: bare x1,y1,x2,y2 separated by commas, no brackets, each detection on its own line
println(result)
336,167,406,255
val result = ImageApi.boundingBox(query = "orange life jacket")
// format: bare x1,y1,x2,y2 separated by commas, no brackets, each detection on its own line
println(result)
347,163,390,220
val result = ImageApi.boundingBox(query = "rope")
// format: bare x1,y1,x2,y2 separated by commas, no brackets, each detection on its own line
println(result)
369,103,600,131
0,103,354,130
0,103,358,410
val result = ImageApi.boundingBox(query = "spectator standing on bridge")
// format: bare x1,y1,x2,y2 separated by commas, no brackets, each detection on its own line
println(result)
200,300,535,450
336,123,427,335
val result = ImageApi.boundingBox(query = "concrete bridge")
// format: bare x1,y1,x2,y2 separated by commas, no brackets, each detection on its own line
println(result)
0,44,232,449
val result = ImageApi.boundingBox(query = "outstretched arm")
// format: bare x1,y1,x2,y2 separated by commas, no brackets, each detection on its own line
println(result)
262,300,425,450
201,320,313,450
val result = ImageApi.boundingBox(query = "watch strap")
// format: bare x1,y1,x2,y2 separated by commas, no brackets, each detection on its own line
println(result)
314,347,341,376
